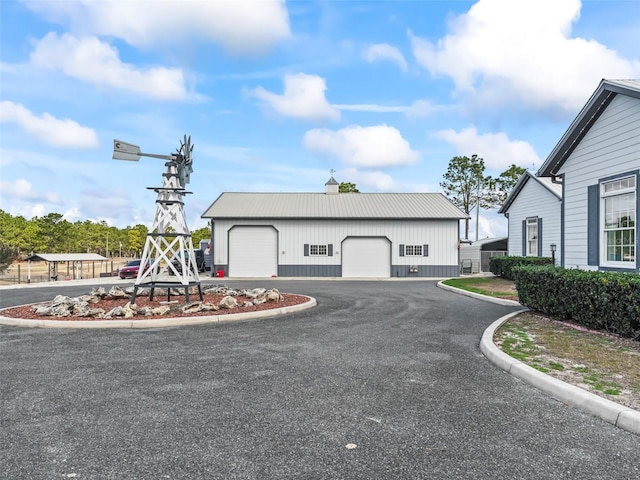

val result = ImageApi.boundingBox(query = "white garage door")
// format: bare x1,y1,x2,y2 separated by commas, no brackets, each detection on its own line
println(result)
342,237,390,278
229,226,277,277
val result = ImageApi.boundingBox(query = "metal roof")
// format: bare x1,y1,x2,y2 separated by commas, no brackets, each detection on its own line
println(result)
26,253,109,262
498,171,562,214
202,192,468,220
537,78,640,177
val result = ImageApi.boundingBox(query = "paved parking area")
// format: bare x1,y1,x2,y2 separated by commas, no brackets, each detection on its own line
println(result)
1,280,638,479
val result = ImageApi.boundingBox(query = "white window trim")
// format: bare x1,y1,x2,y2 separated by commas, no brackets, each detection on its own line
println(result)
526,217,538,257
600,176,636,268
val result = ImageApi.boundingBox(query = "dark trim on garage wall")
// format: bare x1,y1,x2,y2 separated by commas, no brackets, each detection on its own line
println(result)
278,265,341,277
391,265,459,278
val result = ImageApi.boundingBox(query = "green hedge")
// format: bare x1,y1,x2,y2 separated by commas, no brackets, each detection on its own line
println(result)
513,266,640,340
489,256,554,280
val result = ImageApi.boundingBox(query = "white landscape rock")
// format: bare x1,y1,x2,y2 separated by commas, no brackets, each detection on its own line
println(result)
219,296,238,309
151,305,171,316
27,283,288,320
108,286,129,299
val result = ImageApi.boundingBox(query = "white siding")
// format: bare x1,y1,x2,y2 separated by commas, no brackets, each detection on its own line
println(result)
505,178,562,263
559,94,640,269
212,218,459,269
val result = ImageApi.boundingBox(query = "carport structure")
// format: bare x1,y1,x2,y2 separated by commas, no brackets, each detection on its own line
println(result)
25,253,109,282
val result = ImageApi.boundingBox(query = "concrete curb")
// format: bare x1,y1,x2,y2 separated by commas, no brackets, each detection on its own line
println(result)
437,280,522,307
481,311,640,437
0,296,317,329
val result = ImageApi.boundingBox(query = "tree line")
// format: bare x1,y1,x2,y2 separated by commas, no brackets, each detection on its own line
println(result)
0,210,210,272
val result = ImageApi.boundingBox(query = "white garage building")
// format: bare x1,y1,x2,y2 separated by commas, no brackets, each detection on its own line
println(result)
201,178,467,278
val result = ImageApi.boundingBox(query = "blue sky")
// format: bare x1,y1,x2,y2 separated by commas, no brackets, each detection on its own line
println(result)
1,0,640,238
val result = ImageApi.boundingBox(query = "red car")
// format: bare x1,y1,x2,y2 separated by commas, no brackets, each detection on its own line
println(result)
119,259,150,279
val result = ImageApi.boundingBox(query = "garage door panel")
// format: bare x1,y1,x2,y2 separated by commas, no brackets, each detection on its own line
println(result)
342,238,390,278
229,227,277,277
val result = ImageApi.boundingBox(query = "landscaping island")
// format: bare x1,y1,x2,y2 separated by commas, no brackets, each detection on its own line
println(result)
0,284,313,324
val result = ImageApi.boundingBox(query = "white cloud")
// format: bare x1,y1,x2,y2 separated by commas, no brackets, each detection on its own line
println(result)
333,99,441,118
0,179,61,204
63,207,82,222
0,101,98,148
474,211,508,240
78,188,135,221
405,100,437,118
24,0,290,56
9,203,48,220
250,73,340,122
410,0,640,112
433,126,540,171
334,104,407,113
338,168,399,191
303,125,419,168
363,43,408,72
30,33,187,100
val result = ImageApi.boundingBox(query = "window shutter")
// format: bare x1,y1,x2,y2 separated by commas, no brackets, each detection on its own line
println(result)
399,244,405,257
304,244,309,257
587,184,599,266
537,218,543,257
328,244,333,256
522,220,527,256
423,244,429,257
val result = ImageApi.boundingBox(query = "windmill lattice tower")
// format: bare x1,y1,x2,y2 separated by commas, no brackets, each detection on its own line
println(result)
131,154,203,304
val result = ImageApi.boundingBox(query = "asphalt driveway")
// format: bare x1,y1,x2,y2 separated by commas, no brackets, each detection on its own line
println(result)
1,280,638,479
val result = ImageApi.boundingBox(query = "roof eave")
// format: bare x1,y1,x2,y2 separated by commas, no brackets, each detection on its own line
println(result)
205,215,469,220
498,172,531,214
537,79,640,177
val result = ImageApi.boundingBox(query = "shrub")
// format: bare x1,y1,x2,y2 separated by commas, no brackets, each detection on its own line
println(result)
489,256,554,280
513,265,640,341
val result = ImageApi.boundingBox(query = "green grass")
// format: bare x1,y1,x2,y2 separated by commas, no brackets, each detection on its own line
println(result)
497,323,540,362
549,361,565,371
442,277,516,298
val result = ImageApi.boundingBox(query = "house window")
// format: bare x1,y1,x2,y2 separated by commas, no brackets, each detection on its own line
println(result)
404,245,423,256
602,176,636,264
309,244,328,256
526,217,538,256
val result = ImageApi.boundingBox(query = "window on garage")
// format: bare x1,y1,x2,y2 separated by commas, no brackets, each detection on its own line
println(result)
399,244,429,256
310,244,328,256
304,244,333,256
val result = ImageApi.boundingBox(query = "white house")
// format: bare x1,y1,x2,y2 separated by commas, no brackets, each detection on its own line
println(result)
537,79,640,272
498,171,562,265
201,177,468,278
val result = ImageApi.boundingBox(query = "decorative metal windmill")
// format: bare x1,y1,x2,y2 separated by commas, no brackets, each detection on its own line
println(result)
113,135,203,303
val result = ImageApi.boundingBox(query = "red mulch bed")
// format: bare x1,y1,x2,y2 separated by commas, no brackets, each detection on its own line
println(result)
1,292,310,322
